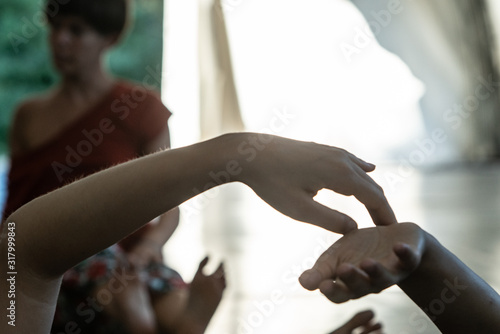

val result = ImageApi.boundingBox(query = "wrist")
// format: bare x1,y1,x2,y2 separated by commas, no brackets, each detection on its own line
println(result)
398,226,443,289
414,229,441,277
220,132,278,186
209,132,252,185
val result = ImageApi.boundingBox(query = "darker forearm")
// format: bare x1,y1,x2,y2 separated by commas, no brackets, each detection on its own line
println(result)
398,230,500,333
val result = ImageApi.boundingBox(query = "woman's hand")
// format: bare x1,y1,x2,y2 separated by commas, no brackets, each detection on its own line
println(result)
236,134,397,234
299,223,425,303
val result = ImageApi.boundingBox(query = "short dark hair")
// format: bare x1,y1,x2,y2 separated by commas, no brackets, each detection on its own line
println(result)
45,0,129,37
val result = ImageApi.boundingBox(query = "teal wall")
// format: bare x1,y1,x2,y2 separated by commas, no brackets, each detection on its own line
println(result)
0,0,165,154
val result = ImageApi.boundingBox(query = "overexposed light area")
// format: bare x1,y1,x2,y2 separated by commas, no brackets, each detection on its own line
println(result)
163,0,426,161
162,0,200,149
223,0,425,161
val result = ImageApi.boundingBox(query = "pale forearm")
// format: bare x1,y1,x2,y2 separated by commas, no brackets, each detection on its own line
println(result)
9,134,240,279
398,231,500,332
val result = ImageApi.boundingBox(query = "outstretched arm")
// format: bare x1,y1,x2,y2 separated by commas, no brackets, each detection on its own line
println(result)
299,223,500,333
126,126,180,268
0,133,394,333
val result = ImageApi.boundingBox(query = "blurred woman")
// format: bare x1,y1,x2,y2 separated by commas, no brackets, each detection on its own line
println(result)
4,1,225,333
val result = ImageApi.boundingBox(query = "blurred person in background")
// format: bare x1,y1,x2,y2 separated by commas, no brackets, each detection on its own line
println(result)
3,0,226,332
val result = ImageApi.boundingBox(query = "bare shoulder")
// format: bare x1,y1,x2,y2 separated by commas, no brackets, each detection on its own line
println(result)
14,92,54,118
10,92,55,155
14,92,50,121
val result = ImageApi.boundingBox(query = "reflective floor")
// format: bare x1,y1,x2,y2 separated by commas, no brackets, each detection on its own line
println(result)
163,162,500,334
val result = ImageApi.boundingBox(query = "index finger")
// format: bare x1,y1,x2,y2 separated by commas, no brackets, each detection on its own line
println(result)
351,166,397,226
289,192,359,234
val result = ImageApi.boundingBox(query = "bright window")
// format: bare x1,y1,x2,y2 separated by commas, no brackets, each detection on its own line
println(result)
164,0,425,162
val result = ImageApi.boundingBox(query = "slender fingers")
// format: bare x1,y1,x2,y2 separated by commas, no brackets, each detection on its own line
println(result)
321,263,377,302
292,192,358,234
330,310,377,334
346,310,382,334
314,258,404,303
326,257,413,302
337,263,372,296
346,310,376,328
360,322,383,334
212,262,225,277
348,153,376,173
351,165,397,226
360,259,399,290
196,256,210,274
339,257,412,300
313,263,368,304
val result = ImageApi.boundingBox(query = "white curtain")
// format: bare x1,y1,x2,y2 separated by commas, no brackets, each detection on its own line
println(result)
198,0,244,140
351,0,500,162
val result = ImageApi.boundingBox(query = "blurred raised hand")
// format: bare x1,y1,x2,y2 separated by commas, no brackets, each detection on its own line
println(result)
330,310,382,334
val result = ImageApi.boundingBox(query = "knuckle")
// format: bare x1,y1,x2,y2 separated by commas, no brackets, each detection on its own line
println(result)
373,182,384,194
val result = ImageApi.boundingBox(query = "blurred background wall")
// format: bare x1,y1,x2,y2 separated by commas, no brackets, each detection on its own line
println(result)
0,0,165,154
164,0,500,168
